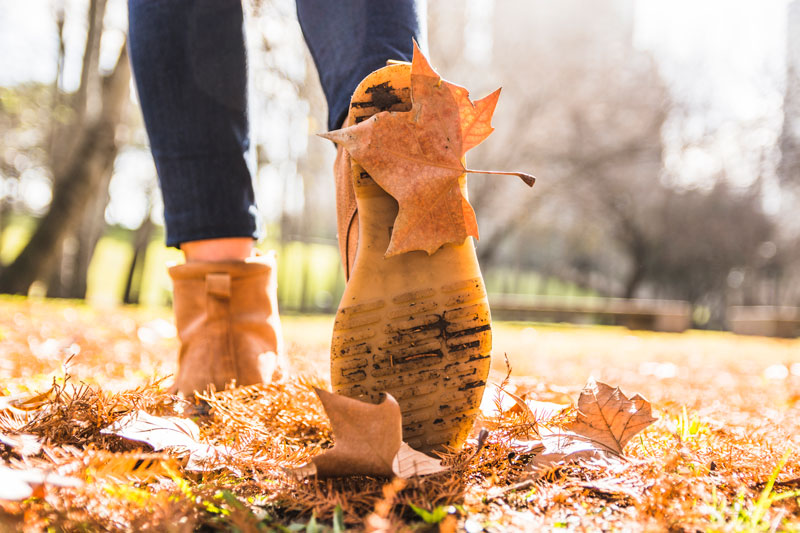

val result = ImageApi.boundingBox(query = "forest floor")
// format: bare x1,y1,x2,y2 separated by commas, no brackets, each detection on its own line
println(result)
1,296,800,531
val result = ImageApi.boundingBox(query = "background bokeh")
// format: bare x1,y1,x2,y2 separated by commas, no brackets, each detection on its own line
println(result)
0,0,798,332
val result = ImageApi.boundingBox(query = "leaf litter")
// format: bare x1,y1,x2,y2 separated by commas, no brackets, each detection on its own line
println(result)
1,286,799,526
2,296,798,532
525,377,658,472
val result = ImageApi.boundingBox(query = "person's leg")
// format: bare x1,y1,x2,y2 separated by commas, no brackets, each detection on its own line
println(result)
296,0,425,275
296,0,425,131
181,238,253,262
297,4,491,453
128,0,258,256
128,0,282,397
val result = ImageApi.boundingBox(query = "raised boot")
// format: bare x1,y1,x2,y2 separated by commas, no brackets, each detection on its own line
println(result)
169,252,284,397
331,63,491,454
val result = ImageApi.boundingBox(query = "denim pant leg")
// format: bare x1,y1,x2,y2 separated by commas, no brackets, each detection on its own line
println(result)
128,0,425,247
297,0,425,130
128,0,257,248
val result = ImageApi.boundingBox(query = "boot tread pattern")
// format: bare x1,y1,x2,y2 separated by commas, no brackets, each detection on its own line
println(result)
332,280,490,451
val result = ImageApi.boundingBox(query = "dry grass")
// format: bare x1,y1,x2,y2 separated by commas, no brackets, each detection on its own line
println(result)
1,297,799,531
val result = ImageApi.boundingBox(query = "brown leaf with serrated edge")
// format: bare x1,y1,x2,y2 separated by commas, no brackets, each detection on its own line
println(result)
288,389,446,479
566,378,657,456
524,379,657,474
321,41,533,257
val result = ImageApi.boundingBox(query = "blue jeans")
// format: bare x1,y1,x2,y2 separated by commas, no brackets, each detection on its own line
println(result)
128,0,424,247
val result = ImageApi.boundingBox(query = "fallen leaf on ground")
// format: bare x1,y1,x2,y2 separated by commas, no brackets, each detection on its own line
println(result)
0,464,82,501
509,438,545,456
321,41,534,257
101,411,231,472
0,389,53,415
288,389,446,479
525,378,657,472
392,443,449,477
529,430,621,471
567,378,657,456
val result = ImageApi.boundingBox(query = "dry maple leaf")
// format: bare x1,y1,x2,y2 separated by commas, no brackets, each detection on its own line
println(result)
567,377,657,456
288,388,446,479
525,378,657,472
321,41,534,256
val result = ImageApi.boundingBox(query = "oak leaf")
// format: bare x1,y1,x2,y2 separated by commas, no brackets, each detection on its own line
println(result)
288,388,446,479
321,41,534,257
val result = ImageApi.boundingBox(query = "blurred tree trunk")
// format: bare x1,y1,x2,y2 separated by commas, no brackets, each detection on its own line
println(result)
42,4,72,298
50,170,113,299
123,211,155,305
44,240,71,297
623,253,646,299
49,0,107,176
0,43,130,295
46,0,114,299
0,198,7,257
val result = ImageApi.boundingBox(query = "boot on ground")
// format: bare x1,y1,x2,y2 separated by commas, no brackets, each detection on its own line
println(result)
331,63,492,454
169,252,284,397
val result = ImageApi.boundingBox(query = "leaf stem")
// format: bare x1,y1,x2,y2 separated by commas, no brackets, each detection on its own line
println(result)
466,168,536,187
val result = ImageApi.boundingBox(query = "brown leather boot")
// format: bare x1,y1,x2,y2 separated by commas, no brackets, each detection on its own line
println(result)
330,63,492,454
168,252,284,397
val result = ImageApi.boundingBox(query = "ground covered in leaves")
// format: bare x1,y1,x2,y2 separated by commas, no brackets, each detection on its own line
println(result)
1,296,800,531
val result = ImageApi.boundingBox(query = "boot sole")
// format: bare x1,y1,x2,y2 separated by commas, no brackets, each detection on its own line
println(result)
330,64,491,454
